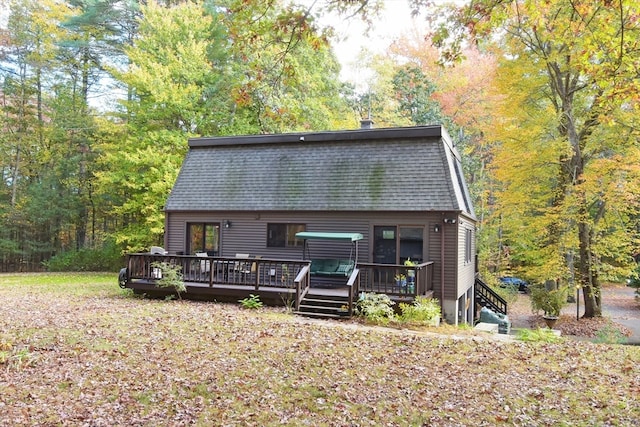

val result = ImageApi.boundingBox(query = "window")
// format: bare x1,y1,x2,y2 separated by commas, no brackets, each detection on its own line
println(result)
267,223,305,247
187,223,220,254
465,228,473,264
399,227,423,264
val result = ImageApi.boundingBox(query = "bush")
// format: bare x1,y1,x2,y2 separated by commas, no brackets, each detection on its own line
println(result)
43,240,124,272
151,262,186,299
399,296,441,326
529,283,569,317
239,294,263,309
355,293,395,324
516,328,563,343
627,263,640,296
492,284,519,305
594,324,628,344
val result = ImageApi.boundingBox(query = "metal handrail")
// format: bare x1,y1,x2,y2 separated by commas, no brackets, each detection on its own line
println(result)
475,277,507,315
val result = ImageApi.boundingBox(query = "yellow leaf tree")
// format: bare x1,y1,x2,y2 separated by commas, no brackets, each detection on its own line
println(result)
438,0,640,317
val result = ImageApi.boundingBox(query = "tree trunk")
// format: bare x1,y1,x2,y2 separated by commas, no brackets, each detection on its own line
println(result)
578,220,602,317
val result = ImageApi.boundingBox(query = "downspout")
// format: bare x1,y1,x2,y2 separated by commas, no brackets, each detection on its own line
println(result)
440,220,445,316
163,207,169,251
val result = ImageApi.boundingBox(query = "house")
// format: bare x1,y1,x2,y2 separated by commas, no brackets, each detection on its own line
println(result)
122,125,480,325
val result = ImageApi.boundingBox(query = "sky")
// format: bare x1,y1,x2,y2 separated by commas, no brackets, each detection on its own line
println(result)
304,0,429,91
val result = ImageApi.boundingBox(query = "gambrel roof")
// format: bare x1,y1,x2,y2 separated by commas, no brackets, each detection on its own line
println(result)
165,125,475,217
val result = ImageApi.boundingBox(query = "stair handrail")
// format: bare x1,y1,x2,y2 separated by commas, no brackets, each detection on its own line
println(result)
294,264,311,311
475,277,507,315
346,268,360,316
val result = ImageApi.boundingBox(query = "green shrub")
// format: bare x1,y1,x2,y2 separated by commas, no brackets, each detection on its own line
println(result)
239,294,263,309
594,324,628,344
529,283,569,317
627,263,640,296
43,240,124,272
516,328,563,343
399,296,441,326
151,262,186,299
355,293,395,324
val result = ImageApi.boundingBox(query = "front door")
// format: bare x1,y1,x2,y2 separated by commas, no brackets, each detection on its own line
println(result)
373,226,397,264
373,225,424,264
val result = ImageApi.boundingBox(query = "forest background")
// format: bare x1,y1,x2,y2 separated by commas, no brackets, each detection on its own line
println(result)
1,0,639,317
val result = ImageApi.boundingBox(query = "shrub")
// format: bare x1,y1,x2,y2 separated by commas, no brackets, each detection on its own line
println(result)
516,328,563,343
529,283,569,317
627,263,640,296
355,293,395,324
239,294,263,309
399,296,441,326
43,240,124,272
594,324,628,344
151,262,186,299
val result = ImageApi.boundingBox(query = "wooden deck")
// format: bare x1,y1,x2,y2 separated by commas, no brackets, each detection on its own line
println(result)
121,254,434,311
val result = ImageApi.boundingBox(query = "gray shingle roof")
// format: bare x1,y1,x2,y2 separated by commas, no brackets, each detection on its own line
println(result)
165,125,475,216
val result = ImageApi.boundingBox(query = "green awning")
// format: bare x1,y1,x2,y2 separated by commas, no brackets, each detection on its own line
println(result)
295,232,363,242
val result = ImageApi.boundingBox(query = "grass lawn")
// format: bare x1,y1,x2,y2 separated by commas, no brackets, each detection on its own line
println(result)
1,273,639,426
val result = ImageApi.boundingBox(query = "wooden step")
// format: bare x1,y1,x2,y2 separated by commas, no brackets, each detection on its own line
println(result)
298,304,349,313
293,311,349,319
296,294,351,319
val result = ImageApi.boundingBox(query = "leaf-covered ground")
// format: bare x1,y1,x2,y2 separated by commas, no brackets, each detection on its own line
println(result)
1,274,639,426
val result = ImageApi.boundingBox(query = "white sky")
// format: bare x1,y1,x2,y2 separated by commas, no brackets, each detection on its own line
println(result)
304,0,430,91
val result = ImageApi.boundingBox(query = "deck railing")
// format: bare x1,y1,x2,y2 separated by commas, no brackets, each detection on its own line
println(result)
126,253,310,291
124,254,433,312
355,261,434,298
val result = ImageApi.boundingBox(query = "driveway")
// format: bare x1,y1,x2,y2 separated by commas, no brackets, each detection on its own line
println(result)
507,284,640,344
601,285,640,344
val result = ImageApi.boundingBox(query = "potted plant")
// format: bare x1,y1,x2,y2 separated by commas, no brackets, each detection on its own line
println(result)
530,283,569,328
404,258,417,293
394,274,407,292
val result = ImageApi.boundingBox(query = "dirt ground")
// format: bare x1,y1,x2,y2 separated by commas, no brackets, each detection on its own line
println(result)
507,283,640,343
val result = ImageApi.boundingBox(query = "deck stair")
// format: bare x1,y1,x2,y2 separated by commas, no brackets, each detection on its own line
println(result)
475,277,508,316
295,291,351,319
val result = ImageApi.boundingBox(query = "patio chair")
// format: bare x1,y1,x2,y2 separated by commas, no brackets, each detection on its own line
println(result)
234,253,251,275
196,252,210,273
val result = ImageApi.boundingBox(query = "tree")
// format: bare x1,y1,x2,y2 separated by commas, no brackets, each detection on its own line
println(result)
99,0,354,251
0,0,82,267
436,0,640,317
218,0,354,132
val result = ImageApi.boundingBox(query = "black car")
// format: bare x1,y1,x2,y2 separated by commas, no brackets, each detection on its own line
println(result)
499,276,529,293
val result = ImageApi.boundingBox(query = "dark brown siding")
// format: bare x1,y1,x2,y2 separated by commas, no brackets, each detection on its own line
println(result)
457,216,476,297
165,210,471,304
166,211,451,260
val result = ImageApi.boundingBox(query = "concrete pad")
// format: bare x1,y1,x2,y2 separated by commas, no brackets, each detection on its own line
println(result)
475,322,499,333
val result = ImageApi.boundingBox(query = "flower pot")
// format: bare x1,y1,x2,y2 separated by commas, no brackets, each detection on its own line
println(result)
543,315,559,329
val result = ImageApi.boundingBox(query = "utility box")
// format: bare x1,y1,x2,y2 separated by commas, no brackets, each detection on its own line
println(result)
479,306,511,334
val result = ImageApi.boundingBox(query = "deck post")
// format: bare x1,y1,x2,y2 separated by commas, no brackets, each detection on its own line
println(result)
254,260,260,291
